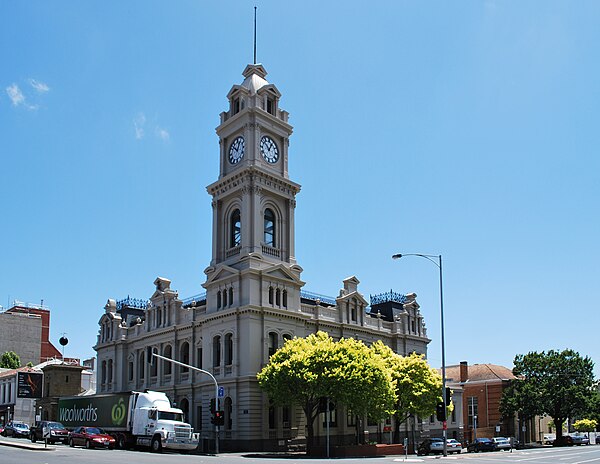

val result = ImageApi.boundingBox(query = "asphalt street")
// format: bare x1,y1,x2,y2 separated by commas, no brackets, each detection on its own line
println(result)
1,437,600,464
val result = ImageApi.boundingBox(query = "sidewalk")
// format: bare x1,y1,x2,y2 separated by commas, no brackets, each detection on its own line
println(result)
0,436,55,451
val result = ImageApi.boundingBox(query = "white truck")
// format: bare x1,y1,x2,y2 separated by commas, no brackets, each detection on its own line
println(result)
58,390,199,452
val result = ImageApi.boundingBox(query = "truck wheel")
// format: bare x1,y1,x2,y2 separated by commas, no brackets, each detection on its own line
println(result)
117,434,127,450
150,436,162,453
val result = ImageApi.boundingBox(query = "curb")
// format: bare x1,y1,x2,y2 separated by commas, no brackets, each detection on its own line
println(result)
0,438,55,451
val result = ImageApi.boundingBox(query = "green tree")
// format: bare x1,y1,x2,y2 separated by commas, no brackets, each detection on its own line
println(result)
257,331,395,451
500,349,595,441
371,342,442,440
0,351,21,369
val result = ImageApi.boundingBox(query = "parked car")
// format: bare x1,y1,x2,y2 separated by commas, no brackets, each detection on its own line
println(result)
446,438,463,454
68,426,115,449
467,437,497,452
2,421,30,438
30,421,69,444
492,437,511,450
543,434,555,445
596,435,600,445
417,438,444,455
0,424,4,435
570,434,590,445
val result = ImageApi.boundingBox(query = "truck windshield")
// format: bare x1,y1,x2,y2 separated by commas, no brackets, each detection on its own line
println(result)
157,411,183,422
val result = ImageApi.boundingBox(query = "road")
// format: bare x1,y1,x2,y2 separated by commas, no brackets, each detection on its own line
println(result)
1,439,600,464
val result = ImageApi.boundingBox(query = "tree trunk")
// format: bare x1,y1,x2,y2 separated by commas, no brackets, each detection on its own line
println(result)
555,418,564,440
303,403,316,454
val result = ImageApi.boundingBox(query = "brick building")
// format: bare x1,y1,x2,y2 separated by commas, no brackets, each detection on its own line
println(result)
0,302,62,365
445,361,515,442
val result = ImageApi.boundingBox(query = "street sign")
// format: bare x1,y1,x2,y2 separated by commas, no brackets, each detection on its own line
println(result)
218,386,224,398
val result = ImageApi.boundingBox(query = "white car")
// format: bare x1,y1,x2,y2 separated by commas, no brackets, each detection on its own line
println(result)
492,437,511,450
447,439,463,454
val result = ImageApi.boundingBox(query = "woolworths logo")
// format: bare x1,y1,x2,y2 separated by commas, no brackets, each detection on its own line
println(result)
111,398,126,426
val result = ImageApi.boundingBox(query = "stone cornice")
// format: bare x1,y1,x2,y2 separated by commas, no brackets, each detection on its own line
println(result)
207,166,301,199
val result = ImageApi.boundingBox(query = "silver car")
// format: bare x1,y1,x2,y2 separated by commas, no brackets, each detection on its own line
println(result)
492,437,511,450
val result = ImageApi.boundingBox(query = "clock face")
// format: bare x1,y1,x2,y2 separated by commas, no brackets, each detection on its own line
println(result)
228,136,245,164
260,136,279,164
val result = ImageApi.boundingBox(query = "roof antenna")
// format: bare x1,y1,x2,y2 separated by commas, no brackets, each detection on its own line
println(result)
253,6,257,64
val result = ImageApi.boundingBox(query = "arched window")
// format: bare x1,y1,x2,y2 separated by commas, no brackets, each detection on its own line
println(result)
223,288,228,307
276,288,281,306
217,291,221,309
179,398,189,424
213,336,221,368
151,348,158,377
128,361,134,381
283,290,288,308
225,397,233,430
139,352,145,380
180,342,190,373
268,332,278,357
268,287,274,305
230,209,241,248
107,359,113,383
225,333,233,366
264,208,275,246
163,345,172,375
101,360,107,384
228,287,234,306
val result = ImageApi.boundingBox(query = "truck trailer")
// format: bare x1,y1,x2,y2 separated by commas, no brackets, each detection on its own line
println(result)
58,390,199,452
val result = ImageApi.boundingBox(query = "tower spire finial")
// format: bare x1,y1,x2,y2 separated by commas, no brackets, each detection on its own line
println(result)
253,6,257,64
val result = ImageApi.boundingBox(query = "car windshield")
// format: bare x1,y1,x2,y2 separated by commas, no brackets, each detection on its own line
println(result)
86,427,104,434
14,423,29,429
48,422,65,429
478,438,492,442
157,411,183,422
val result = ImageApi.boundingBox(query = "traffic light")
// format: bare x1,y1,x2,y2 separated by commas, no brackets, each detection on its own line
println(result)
436,401,446,421
445,387,452,405
210,398,216,414
211,410,225,426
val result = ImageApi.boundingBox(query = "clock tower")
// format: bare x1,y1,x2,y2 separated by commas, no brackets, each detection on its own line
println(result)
204,64,304,314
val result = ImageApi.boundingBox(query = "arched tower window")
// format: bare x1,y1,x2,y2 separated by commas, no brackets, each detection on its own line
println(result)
264,208,275,246
139,352,145,380
150,348,158,377
230,209,241,248
228,287,234,306
217,291,221,309
223,288,228,307
268,287,274,305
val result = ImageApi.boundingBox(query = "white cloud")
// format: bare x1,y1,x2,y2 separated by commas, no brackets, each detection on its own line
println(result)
6,84,26,106
155,126,170,142
134,112,146,139
29,79,50,93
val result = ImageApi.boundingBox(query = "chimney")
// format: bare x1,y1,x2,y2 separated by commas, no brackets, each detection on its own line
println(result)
460,361,468,382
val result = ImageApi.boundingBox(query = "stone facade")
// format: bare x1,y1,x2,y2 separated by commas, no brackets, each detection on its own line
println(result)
94,64,431,451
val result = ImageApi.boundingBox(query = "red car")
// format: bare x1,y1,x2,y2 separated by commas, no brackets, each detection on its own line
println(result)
68,426,115,449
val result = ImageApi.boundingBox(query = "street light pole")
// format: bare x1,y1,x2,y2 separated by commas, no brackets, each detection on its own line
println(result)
392,253,447,457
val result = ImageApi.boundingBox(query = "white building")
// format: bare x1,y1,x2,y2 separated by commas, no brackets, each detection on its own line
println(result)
95,63,431,451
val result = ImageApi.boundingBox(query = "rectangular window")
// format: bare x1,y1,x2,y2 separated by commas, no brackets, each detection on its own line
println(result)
467,396,478,427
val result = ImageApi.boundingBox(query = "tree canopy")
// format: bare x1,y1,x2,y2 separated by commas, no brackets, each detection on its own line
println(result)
257,331,396,449
500,349,595,439
0,351,21,369
371,342,442,425
257,331,442,451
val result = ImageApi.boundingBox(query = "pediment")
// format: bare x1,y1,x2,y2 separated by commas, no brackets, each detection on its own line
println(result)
205,264,240,285
263,264,304,285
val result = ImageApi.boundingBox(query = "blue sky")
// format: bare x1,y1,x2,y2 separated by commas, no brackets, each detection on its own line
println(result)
1,1,599,377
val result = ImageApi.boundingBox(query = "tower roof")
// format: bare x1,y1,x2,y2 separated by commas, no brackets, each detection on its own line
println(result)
240,63,270,94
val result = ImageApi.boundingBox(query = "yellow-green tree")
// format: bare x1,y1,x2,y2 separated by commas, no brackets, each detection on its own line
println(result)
0,351,21,369
257,331,395,451
371,342,442,441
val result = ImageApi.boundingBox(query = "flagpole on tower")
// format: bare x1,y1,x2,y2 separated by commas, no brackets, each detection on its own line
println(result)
253,6,257,64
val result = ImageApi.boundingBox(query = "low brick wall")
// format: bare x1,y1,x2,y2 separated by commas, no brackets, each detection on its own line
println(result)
309,443,406,457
